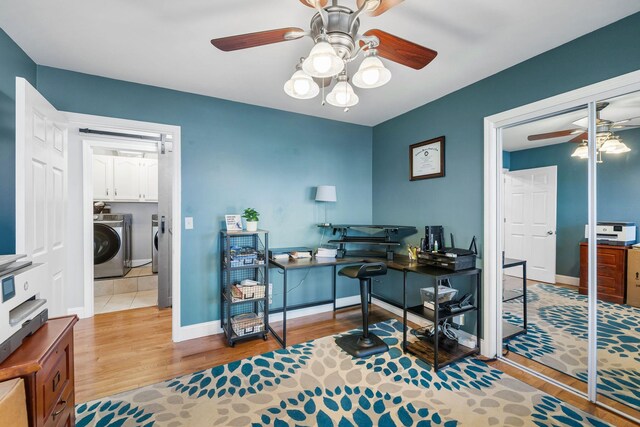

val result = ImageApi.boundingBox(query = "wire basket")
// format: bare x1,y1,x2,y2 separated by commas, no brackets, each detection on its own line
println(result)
231,281,266,302
231,312,264,337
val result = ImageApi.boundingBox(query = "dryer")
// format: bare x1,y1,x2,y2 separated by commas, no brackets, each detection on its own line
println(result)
152,214,158,273
94,214,132,279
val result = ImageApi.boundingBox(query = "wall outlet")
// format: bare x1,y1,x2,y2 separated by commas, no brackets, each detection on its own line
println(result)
185,217,193,229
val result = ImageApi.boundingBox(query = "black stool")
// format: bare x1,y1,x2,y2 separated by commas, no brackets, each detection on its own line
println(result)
335,262,389,358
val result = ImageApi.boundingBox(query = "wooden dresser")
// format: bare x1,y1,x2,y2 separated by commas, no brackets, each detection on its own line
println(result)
0,316,78,427
579,242,628,303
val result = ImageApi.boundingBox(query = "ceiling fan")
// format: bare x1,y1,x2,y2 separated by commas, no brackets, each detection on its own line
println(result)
210,0,437,109
527,102,639,143
526,102,639,161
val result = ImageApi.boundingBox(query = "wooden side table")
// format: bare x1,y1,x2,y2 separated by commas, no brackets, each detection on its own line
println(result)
579,242,628,303
0,316,78,427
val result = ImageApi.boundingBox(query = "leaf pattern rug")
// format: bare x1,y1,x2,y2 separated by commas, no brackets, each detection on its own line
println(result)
76,319,611,426
503,283,640,412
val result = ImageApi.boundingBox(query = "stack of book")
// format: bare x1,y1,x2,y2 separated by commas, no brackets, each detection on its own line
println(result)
316,246,338,258
289,250,312,259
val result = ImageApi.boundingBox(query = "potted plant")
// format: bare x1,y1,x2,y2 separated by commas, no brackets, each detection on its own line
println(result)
242,208,260,231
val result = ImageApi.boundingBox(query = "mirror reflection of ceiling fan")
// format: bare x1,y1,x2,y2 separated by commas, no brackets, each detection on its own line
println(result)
526,102,639,162
210,0,437,109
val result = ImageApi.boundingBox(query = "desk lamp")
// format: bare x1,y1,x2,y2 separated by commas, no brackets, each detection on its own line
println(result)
315,185,337,226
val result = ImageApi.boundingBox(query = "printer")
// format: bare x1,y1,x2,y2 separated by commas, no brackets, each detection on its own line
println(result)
0,255,48,363
584,222,637,246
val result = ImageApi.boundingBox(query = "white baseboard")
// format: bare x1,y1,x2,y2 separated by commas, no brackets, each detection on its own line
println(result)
175,320,223,342
555,274,579,286
67,306,88,319
174,295,361,343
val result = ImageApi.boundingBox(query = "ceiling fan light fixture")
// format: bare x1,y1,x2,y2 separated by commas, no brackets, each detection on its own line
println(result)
326,80,359,107
302,41,344,78
353,52,391,88
607,141,631,154
571,143,588,159
284,69,319,99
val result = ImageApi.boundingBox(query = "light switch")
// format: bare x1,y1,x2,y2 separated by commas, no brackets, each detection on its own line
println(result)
185,217,194,229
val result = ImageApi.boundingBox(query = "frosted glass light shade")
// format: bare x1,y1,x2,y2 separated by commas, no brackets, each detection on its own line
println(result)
607,142,630,154
302,42,344,78
353,56,391,88
326,81,359,107
571,144,588,159
284,70,319,99
315,185,337,202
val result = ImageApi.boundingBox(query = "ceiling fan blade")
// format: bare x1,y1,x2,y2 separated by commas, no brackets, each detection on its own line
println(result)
211,27,305,52
613,116,640,125
362,29,437,70
299,0,328,8
356,0,404,16
527,129,583,141
569,132,588,143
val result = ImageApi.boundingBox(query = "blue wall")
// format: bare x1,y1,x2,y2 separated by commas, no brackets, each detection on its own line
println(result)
33,67,373,326
0,28,37,254
370,13,640,306
509,128,640,277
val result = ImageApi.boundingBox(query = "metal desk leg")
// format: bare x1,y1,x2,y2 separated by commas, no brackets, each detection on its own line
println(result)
282,270,288,347
403,271,407,353
332,265,337,312
522,262,527,332
434,278,440,371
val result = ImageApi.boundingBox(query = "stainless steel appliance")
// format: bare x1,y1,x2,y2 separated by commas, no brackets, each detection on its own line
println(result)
94,214,132,278
152,214,158,273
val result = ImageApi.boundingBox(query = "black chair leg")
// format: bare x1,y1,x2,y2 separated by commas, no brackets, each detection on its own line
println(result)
335,278,388,358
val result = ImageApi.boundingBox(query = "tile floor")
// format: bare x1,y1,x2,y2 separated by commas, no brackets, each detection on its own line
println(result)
94,290,158,314
94,265,158,314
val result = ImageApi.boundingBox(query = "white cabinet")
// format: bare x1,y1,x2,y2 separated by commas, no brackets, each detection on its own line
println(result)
139,158,159,201
92,155,113,200
113,157,141,200
93,155,158,202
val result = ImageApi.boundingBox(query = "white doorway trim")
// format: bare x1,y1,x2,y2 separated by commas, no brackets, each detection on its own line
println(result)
66,112,182,343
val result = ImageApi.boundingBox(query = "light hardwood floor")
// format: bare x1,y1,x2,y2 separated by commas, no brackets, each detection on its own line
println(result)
74,306,637,426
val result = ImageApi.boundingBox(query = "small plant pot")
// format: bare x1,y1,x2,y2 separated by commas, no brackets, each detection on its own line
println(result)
246,221,258,232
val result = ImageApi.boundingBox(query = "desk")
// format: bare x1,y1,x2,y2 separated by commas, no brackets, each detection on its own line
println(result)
269,255,482,372
502,257,527,340
268,256,375,347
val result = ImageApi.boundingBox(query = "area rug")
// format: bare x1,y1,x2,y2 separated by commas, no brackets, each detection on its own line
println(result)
503,283,640,411
75,319,611,426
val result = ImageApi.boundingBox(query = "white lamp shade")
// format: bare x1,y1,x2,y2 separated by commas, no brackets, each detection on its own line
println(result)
302,42,344,78
326,81,359,107
607,142,631,154
353,56,391,89
284,70,319,99
315,185,337,202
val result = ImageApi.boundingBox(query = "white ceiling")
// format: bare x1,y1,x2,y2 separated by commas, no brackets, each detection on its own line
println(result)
503,91,640,151
1,0,639,126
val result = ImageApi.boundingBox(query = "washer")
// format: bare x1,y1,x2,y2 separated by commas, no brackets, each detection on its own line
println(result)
94,214,132,279
152,214,158,274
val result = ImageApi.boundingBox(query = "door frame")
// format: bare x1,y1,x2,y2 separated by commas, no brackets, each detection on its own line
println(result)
483,69,640,416
67,112,182,343
503,166,557,283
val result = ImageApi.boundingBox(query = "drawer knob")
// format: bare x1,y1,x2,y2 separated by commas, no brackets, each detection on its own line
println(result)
53,399,67,418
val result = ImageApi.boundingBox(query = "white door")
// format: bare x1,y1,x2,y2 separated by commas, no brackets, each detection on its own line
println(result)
504,166,557,283
15,78,68,317
92,155,113,200
157,138,172,308
113,157,141,200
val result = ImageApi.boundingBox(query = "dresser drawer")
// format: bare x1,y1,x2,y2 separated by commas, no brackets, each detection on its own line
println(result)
44,383,73,427
38,332,72,424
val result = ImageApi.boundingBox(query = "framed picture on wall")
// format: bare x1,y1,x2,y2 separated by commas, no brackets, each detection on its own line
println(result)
410,136,445,181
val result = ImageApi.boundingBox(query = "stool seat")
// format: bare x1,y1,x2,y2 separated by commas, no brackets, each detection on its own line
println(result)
335,262,389,358
338,262,387,279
